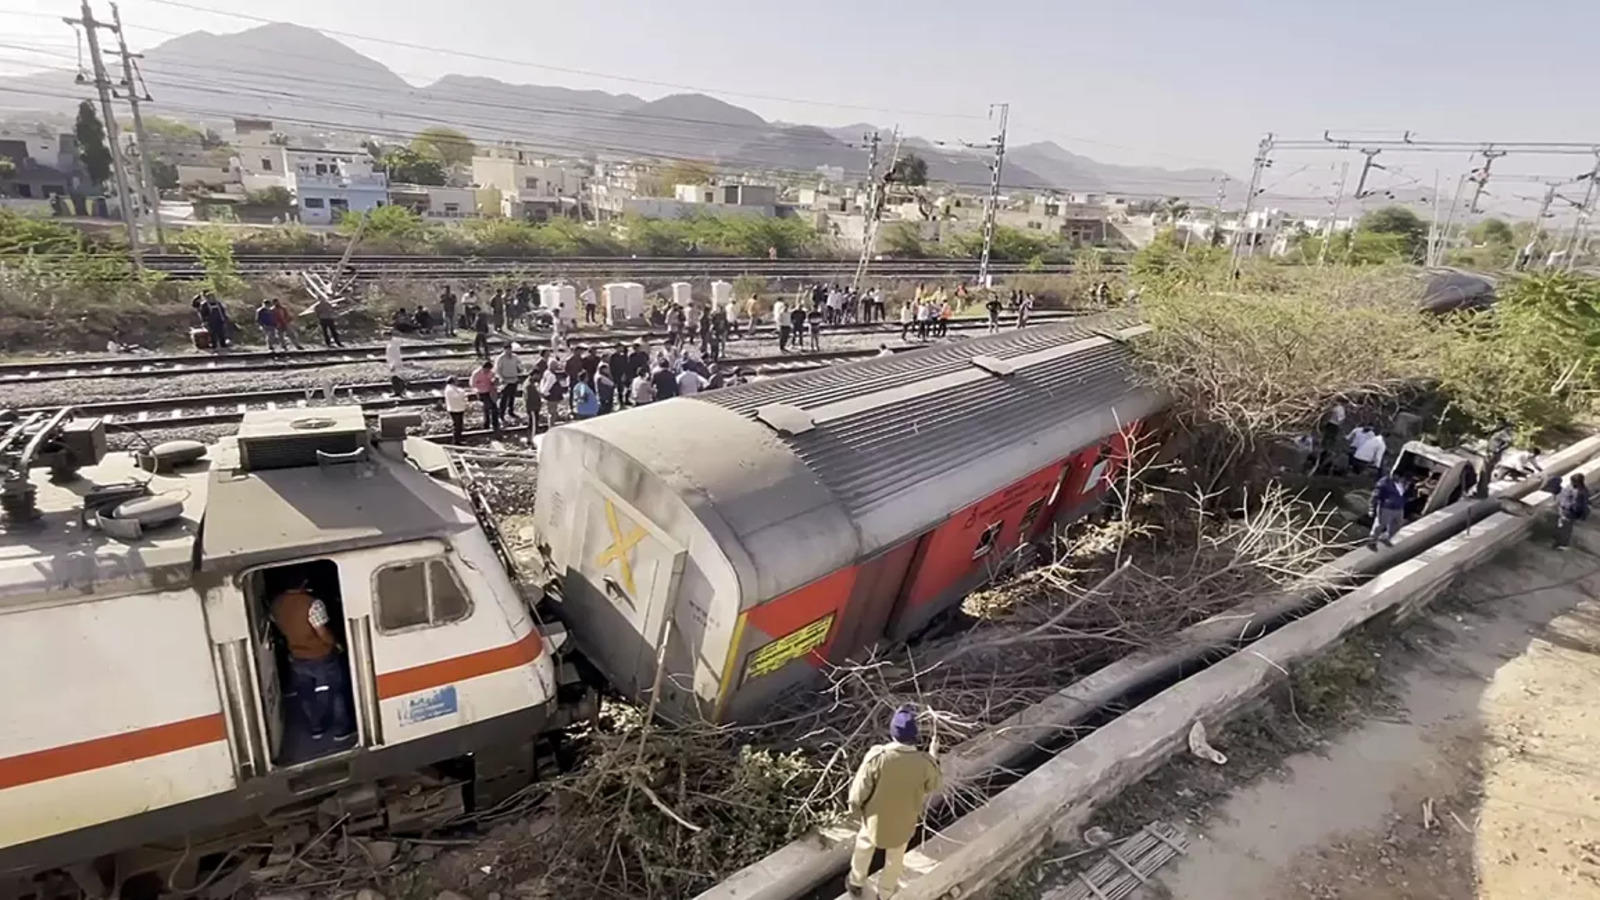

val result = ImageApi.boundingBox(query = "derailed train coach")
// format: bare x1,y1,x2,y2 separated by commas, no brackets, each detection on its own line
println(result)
533,314,1164,722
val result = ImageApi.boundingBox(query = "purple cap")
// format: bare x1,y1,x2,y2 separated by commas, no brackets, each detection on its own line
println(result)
890,704,919,743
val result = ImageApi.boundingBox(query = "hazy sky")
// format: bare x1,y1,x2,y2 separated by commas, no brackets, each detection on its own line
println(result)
3,0,1598,213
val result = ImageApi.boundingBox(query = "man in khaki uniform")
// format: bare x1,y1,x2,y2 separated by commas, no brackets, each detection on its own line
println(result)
846,705,943,897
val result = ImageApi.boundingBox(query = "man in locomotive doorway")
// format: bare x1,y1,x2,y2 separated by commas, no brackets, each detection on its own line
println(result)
846,705,943,898
270,573,356,755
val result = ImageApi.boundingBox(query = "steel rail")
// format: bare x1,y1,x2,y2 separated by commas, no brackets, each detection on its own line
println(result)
0,313,1072,384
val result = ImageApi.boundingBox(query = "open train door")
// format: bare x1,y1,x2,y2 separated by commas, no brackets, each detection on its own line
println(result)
569,476,687,703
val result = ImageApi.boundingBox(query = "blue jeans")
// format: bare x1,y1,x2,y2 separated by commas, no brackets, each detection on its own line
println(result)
287,655,354,740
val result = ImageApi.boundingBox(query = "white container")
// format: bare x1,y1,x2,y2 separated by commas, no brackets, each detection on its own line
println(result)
671,282,693,307
710,280,734,306
538,283,579,328
603,282,646,325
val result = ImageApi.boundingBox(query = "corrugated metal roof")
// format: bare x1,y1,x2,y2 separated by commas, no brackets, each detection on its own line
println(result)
696,316,1147,521
701,312,1140,416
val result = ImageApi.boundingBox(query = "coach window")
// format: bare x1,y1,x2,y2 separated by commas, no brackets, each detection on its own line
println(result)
972,522,1003,559
375,558,472,633
1018,497,1046,535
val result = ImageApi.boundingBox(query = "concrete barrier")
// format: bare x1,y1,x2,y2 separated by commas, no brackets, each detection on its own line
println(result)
697,435,1600,900
875,455,1600,900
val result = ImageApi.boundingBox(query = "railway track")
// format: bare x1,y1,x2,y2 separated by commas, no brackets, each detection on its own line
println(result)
29,349,871,431
0,312,1073,385
125,253,1118,281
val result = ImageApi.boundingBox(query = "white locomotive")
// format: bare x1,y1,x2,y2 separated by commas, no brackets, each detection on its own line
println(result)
0,313,1160,895
0,406,588,895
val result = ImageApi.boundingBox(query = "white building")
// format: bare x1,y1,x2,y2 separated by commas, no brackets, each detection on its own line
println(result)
285,148,388,225
471,149,586,221
671,182,779,216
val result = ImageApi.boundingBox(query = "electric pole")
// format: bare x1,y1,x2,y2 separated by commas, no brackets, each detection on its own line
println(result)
1230,133,1273,270
1318,161,1349,266
975,103,1008,288
111,2,164,250
1468,149,1507,214
1432,173,1469,267
1563,155,1600,269
1210,175,1228,248
65,0,141,268
851,129,902,292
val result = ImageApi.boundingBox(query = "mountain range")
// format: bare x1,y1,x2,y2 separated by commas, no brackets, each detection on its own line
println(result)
0,22,1240,199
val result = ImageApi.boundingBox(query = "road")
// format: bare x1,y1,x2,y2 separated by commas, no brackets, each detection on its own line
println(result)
1025,520,1600,899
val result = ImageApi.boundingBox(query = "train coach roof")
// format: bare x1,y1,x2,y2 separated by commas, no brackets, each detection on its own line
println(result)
698,312,1155,523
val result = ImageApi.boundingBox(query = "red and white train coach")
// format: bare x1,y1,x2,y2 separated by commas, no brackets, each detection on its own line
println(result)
533,313,1162,722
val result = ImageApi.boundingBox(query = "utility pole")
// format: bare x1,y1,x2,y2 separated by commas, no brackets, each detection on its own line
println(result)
1563,154,1600,269
1352,148,1383,198
1318,161,1349,266
65,0,141,268
1432,173,1469,267
975,103,1009,288
1230,133,1273,270
110,2,163,250
1210,175,1228,249
1467,149,1507,214
1425,169,1442,266
850,130,882,292
1523,181,1558,268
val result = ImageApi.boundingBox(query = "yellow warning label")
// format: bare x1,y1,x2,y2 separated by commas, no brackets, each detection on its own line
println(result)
743,614,835,682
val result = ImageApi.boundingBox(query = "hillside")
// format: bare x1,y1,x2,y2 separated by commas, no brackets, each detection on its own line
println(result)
0,22,1230,194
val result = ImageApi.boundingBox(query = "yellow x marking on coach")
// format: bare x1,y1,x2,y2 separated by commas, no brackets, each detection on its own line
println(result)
595,499,647,596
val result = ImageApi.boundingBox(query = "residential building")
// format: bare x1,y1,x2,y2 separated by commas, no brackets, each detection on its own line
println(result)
993,194,1111,246
470,148,586,221
671,181,779,216
0,135,80,205
232,117,289,193
389,183,479,220
285,148,388,225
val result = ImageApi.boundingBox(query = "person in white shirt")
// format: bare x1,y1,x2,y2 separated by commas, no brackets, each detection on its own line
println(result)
1351,429,1387,473
385,332,406,397
900,301,913,341
772,298,791,352
630,372,656,405
676,367,709,396
441,376,469,445
724,299,739,337
581,286,598,325
493,344,523,422
877,343,895,357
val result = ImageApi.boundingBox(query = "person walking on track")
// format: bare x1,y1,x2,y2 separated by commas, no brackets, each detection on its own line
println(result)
440,285,458,337
313,296,343,347
494,343,524,423
442,376,468,445
471,359,500,433
846,705,942,898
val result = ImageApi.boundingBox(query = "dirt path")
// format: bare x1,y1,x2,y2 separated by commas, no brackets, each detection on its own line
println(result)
1021,524,1600,900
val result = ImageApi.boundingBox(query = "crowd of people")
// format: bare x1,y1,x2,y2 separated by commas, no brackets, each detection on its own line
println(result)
418,336,763,446
1301,402,1591,551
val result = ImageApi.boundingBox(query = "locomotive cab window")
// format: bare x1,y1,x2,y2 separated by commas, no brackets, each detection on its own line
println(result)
375,558,471,633
972,522,1003,559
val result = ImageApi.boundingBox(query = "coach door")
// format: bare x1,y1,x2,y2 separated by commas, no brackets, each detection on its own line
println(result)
571,477,686,702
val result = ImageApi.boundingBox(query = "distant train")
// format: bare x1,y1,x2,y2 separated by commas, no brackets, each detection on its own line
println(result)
0,312,1159,894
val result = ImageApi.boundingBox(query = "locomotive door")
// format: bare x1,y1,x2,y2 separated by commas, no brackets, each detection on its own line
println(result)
572,476,686,700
